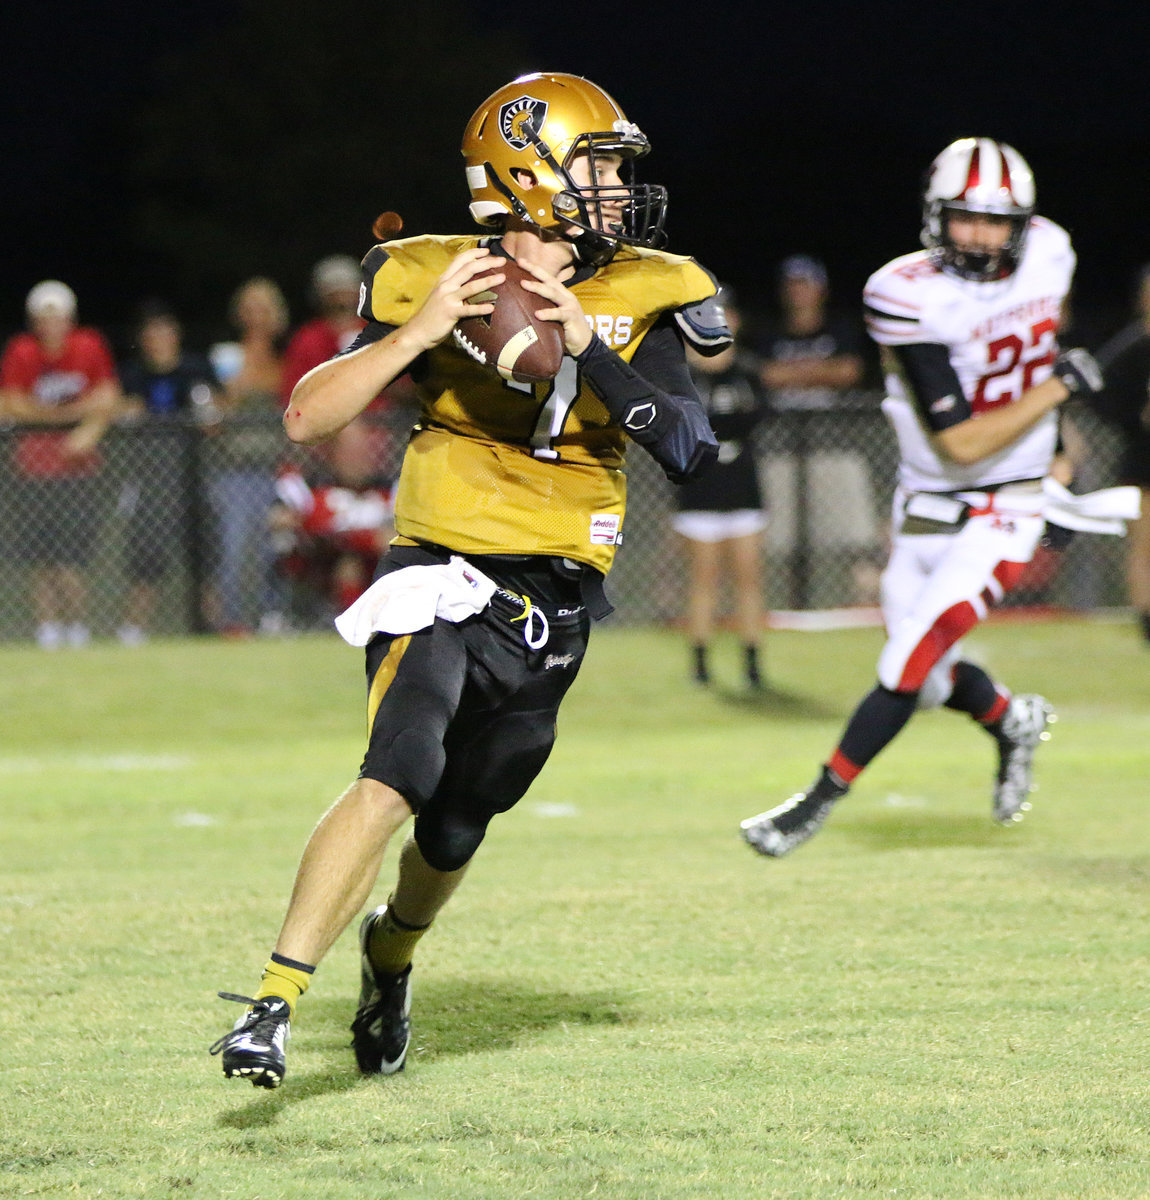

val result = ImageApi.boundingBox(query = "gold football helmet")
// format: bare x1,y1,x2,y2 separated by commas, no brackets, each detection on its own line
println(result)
461,72,667,264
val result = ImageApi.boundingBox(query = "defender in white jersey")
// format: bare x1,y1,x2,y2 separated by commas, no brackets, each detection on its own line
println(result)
741,137,1105,858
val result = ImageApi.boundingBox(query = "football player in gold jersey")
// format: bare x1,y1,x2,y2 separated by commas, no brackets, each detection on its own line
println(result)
210,72,730,1087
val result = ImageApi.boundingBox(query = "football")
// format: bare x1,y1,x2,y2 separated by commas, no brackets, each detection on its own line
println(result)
452,259,565,384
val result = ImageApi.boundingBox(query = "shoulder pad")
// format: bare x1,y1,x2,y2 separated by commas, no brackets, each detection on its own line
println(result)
674,264,732,353
601,248,720,310
674,295,733,353
359,235,479,326
864,251,936,347
1025,216,1076,272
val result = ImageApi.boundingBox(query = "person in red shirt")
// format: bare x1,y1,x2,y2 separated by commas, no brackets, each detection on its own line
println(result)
0,281,123,648
270,420,396,624
279,256,366,402
280,256,401,490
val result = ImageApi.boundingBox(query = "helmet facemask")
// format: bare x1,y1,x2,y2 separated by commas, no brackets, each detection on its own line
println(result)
547,131,668,265
926,200,1031,282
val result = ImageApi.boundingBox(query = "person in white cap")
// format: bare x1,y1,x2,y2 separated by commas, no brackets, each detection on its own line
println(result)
279,256,368,403
0,281,123,648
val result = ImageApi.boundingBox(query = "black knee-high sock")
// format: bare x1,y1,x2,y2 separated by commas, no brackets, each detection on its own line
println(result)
832,684,919,781
691,643,709,684
945,660,1008,726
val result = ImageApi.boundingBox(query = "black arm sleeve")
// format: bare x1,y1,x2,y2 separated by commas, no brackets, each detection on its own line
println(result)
575,319,719,483
889,342,971,430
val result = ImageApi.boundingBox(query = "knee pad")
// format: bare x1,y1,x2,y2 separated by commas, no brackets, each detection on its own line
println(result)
413,808,489,873
917,656,959,711
361,726,446,810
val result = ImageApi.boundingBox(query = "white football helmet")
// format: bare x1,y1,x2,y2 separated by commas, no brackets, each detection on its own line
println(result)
921,138,1036,281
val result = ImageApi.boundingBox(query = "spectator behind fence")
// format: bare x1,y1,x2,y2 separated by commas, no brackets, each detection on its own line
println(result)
0,281,122,648
280,255,389,492
206,277,291,635
758,255,865,410
270,424,395,628
116,301,221,645
755,255,880,605
1091,263,1150,642
280,256,366,398
671,286,771,689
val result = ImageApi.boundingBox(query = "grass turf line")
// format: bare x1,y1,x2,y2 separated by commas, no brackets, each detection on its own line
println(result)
0,619,1147,1198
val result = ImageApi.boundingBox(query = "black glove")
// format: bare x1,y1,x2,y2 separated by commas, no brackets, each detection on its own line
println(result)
1053,348,1104,395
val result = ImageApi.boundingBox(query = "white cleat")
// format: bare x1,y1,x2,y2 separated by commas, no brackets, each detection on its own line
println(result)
993,694,1055,824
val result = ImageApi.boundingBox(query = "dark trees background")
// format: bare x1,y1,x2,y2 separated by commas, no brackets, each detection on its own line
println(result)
3,0,1148,347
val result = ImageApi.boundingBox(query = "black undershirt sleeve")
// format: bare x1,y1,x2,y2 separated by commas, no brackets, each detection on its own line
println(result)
889,342,972,431
575,317,719,483
342,320,396,354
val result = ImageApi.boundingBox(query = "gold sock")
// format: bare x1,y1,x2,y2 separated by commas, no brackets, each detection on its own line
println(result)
254,953,315,1016
368,904,431,975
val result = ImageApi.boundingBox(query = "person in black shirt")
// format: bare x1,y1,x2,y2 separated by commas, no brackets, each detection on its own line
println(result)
672,288,770,687
1092,264,1150,642
757,255,864,410
117,303,220,643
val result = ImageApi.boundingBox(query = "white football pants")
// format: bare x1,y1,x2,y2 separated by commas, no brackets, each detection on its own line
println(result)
878,492,1045,708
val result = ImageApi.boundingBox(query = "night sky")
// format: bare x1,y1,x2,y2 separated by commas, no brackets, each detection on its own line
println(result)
4,0,1147,347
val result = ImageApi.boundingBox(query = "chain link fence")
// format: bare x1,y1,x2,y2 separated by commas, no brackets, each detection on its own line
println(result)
0,396,1130,643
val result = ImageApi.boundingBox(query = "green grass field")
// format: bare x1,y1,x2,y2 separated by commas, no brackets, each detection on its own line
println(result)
2,617,1148,1199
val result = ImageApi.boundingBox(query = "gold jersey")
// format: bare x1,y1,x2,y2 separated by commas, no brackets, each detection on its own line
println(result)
361,234,716,574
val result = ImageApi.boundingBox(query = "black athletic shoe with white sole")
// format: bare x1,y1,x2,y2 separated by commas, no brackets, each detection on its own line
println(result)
351,907,412,1075
209,993,291,1088
993,693,1055,824
740,772,847,858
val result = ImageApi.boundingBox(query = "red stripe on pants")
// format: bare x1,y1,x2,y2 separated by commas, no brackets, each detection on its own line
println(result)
897,600,980,691
993,560,1028,591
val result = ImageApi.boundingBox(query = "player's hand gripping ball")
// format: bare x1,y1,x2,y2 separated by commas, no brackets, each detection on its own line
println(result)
452,259,565,384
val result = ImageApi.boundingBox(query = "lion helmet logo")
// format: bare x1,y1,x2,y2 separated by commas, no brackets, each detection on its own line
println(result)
498,95,548,151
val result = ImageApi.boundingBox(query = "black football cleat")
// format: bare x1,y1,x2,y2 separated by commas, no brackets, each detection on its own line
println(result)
740,772,847,858
350,907,413,1075
209,993,291,1088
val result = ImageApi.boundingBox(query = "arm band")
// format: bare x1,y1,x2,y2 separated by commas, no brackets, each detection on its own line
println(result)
889,342,971,430
576,334,718,483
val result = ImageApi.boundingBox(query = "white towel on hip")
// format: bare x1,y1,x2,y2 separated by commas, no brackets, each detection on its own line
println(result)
1041,478,1143,536
334,555,497,646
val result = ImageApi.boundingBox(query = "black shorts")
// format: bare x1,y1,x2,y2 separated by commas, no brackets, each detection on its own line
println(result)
358,544,591,823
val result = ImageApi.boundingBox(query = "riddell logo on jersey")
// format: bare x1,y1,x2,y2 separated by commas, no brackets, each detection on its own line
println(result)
589,514,622,545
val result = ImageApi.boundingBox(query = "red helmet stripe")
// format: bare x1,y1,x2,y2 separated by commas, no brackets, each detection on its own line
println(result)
963,142,982,198
998,144,1016,202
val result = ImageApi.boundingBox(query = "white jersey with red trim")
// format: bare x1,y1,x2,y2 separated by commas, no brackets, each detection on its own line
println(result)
865,217,1075,493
